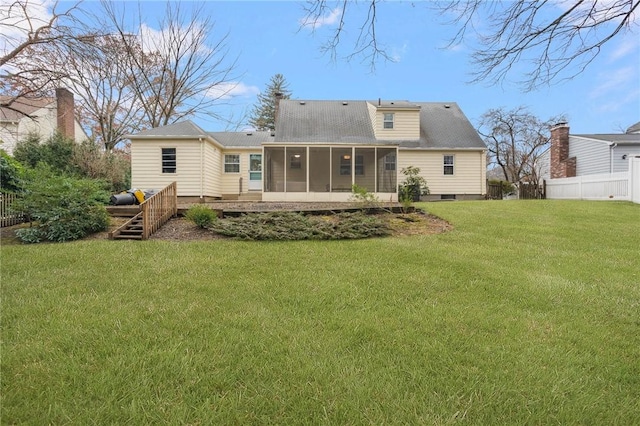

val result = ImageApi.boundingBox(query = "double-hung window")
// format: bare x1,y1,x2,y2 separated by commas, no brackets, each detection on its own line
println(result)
224,154,240,173
162,148,176,173
443,155,454,175
383,113,394,129
384,154,396,171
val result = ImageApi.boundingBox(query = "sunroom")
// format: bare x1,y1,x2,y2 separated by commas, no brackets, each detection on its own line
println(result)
262,145,399,202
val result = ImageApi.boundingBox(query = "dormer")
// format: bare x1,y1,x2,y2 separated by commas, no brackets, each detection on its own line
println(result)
367,100,421,140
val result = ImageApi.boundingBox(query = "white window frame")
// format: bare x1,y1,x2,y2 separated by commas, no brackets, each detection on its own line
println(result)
384,154,396,171
383,113,394,129
224,154,240,173
443,155,454,175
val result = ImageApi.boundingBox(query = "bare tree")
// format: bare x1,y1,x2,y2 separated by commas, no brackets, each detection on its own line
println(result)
300,1,640,88
102,1,239,129
301,0,393,67
19,33,149,149
478,106,561,183
1,0,85,112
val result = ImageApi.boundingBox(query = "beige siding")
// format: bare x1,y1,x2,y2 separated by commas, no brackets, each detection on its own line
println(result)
374,109,420,140
132,139,210,197
221,149,262,196
204,142,222,197
398,150,486,195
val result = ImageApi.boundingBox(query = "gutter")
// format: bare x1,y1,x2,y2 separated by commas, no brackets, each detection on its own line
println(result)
609,142,617,173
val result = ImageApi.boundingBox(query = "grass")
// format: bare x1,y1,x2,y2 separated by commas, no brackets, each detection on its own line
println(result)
2,200,639,424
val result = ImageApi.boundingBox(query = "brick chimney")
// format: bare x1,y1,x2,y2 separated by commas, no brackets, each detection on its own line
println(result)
56,88,75,140
273,92,283,134
550,122,576,178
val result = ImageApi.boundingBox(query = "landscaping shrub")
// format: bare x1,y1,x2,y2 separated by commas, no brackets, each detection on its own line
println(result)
14,132,75,175
185,205,218,228
209,211,390,240
13,166,110,243
399,166,430,203
72,141,131,192
0,149,24,192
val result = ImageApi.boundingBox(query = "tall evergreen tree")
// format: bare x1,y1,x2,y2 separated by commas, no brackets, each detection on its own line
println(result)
248,74,291,131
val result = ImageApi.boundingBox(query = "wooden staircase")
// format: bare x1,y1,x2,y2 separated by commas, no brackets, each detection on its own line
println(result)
109,182,177,241
110,212,144,240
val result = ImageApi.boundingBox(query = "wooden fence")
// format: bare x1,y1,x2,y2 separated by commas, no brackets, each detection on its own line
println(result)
0,193,24,228
141,181,178,239
519,182,545,199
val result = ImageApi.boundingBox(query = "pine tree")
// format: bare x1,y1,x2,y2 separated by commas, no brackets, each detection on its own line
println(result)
248,74,291,131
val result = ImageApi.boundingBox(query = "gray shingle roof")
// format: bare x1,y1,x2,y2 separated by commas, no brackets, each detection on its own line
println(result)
275,100,379,144
274,99,485,149
209,131,273,147
573,134,640,145
0,95,54,122
132,120,207,137
411,102,486,149
129,100,486,150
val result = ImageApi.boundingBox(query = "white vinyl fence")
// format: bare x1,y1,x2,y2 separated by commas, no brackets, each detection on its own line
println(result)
546,157,640,204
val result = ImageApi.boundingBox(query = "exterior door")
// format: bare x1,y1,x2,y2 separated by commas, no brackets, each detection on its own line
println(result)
249,154,262,190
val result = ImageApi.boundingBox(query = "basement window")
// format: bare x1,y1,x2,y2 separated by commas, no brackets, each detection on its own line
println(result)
161,148,176,173
224,154,240,173
383,113,394,129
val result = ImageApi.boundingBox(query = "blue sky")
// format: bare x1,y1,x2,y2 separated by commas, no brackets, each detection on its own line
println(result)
78,1,640,134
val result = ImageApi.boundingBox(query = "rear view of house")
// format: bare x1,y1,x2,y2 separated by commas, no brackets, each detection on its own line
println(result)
129,99,487,202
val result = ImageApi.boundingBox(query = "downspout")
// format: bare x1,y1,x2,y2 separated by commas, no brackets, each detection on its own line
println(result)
610,142,617,173
200,138,204,200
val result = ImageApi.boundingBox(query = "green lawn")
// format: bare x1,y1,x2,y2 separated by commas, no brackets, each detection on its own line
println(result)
2,200,639,424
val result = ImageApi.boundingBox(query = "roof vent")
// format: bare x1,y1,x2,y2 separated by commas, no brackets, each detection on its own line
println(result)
246,132,253,136
444,104,451,108
300,101,306,105
342,101,348,105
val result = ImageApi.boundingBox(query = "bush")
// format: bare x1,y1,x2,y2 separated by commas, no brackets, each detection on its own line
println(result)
185,205,218,228
209,211,390,240
399,166,430,203
14,132,75,174
72,141,131,192
13,166,110,243
0,149,24,193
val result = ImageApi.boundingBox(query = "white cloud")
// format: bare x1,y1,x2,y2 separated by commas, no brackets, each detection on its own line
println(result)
390,43,408,62
609,35,640,61
590,65,637,99
299,7,342,30
206,82,259,100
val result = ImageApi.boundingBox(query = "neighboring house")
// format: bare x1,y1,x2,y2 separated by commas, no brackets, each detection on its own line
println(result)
0,88,87,155
538,122,640,180
129,99,487,202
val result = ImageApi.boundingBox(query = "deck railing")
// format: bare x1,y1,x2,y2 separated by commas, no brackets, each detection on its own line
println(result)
141,182,178,239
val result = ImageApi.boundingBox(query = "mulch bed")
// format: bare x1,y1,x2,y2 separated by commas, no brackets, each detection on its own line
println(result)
1,209,452,244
